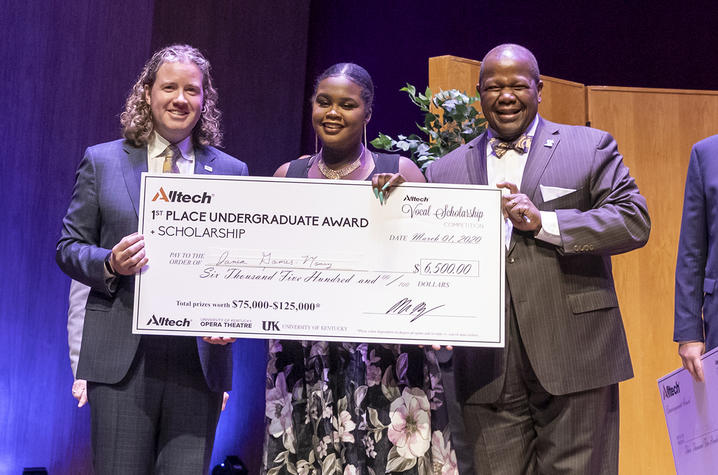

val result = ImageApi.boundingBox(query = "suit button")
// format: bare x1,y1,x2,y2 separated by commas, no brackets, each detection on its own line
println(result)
508,257,516,263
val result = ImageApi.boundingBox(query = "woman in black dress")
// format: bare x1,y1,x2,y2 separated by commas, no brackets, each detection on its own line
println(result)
263,63,458,475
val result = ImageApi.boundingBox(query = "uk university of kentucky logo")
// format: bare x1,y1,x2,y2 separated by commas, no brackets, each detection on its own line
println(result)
262,320,280,332
152,187,212,204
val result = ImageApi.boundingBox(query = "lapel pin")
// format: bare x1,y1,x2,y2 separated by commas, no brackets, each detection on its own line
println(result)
544,139,554,148
204,164,213,172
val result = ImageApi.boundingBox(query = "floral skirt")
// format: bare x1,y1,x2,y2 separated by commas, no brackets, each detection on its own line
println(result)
262,340,458,474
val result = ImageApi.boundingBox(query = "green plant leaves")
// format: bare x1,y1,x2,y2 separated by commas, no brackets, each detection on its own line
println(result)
372,84,486,172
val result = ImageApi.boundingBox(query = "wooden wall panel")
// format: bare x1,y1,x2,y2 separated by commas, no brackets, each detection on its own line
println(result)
428,55,482,99
588,86,718,475
539,75,586,126
428,55,586,126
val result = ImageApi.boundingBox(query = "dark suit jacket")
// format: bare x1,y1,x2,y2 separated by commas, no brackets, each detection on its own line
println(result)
426,117,650,404
675,134,718,351
56,139,248,392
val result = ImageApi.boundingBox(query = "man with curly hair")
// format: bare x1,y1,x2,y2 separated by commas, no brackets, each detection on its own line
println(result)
56,44,248,474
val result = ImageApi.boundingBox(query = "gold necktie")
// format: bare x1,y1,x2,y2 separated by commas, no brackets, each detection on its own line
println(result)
489,134,532,158
162,145,180,173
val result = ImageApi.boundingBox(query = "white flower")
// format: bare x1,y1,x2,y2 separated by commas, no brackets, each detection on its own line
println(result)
343,465,357,475
387,387,432,459
316,435,331,458
431,431,458,474
363,434,377,458
335,410,356,443
296,460,311,475
307,400,319,421
265,372,293,438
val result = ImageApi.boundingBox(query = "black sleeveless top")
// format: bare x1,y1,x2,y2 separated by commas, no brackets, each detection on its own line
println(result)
285,152,400,179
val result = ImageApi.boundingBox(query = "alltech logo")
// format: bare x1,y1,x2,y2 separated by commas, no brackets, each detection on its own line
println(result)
146,315,191,327
152,187,213,204
661,381,680,400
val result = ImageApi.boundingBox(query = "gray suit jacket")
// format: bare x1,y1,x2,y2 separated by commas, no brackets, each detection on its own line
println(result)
426,117,650,403
56,139,248,392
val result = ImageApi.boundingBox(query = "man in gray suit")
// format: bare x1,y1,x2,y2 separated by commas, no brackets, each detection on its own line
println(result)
426,44,650,474
56,44,248,474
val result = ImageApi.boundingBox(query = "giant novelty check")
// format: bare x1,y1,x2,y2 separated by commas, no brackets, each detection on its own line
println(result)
133,174,505,347
659,346,718,474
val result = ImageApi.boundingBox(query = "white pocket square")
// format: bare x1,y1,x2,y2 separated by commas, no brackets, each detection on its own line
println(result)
540,185,576,201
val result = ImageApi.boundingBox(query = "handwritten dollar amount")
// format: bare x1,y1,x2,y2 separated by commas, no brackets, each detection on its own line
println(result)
414,259,479,277
231,300,320,311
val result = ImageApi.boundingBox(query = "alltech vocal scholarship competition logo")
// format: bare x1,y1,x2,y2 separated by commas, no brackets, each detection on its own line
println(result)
152,186,213,204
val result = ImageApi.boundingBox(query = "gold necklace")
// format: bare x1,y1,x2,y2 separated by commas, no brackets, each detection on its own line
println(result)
317,147,364,179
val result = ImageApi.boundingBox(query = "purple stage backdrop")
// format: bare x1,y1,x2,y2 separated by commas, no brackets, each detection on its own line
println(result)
2,0,717,473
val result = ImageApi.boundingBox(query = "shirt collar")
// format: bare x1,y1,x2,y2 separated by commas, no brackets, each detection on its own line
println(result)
147,132,194,162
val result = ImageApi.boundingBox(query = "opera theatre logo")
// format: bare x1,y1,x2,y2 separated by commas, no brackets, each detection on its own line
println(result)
152,187,213,204
146,315,191,327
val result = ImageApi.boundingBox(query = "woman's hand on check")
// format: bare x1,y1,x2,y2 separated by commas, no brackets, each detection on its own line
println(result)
371,173,406,205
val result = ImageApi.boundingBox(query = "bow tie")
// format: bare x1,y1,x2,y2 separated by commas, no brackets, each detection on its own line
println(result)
489,134,532,158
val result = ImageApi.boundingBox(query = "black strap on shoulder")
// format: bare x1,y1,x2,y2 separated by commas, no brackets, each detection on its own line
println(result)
371,152,400,174
285,156,315,178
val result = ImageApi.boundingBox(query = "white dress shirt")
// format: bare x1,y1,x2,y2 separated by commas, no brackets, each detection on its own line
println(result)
147,132,195,175
485,115,561,247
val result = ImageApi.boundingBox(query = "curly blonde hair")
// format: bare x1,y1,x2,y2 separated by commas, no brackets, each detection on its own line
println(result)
121,44,223,147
